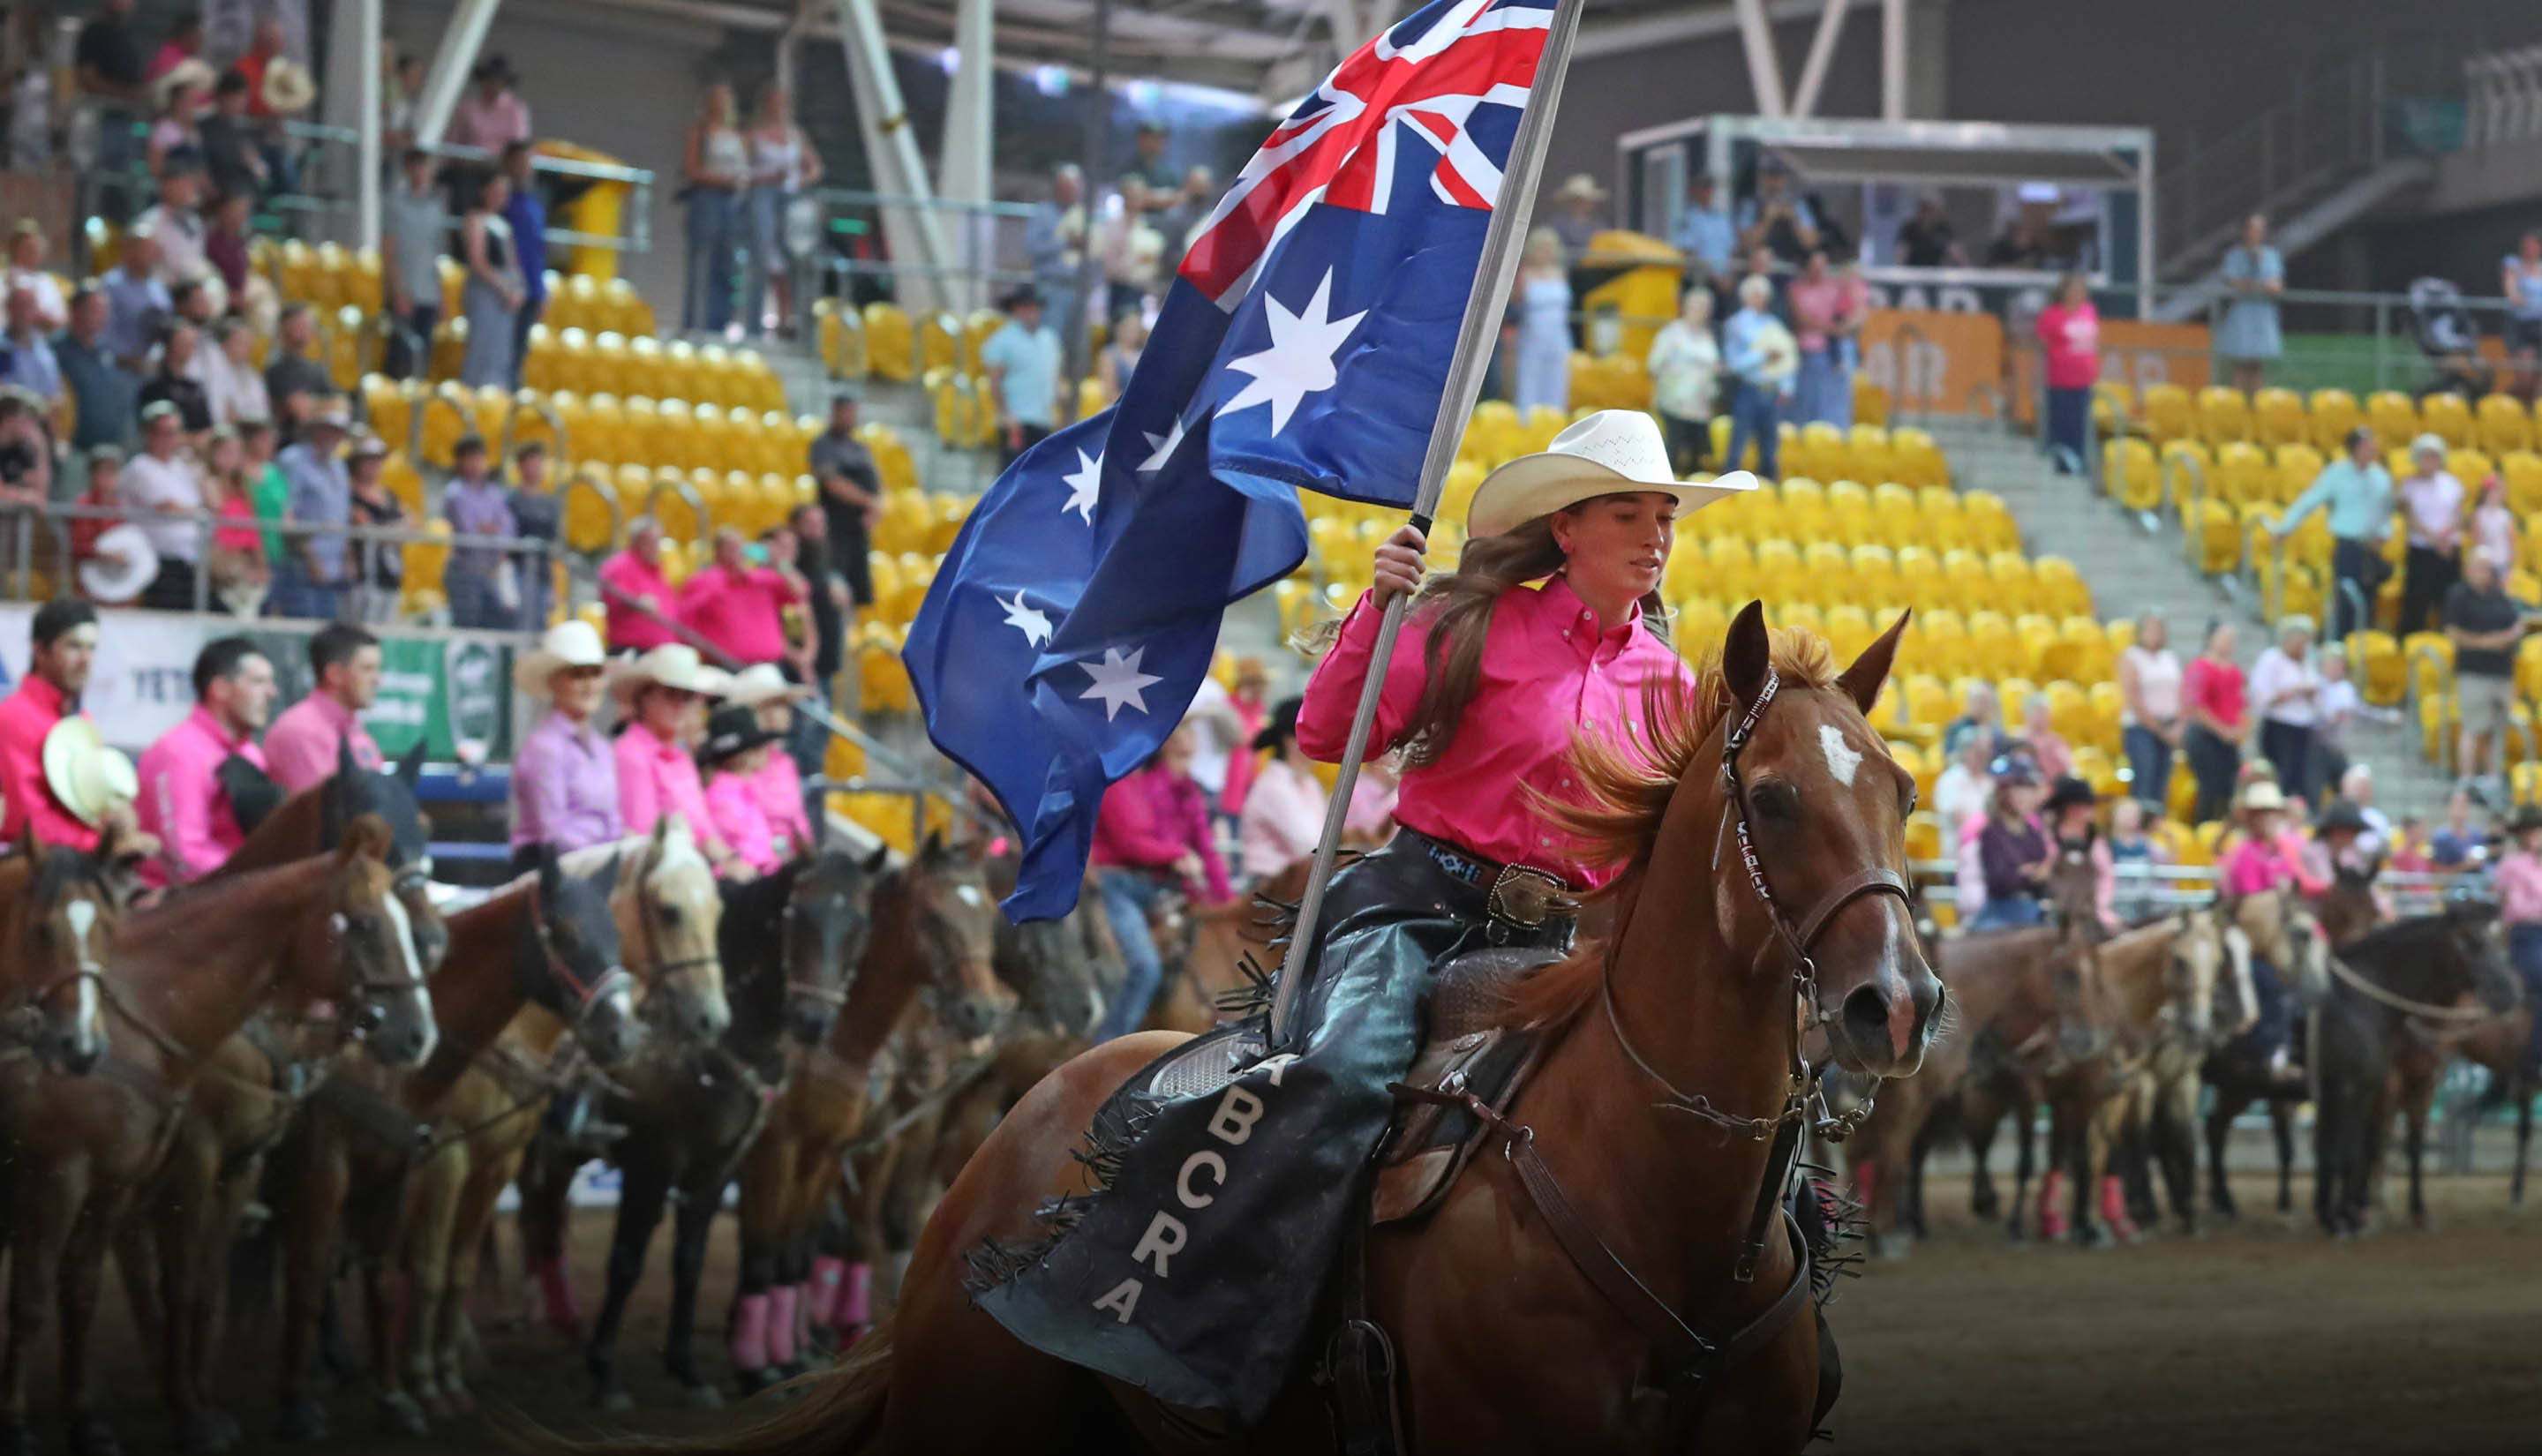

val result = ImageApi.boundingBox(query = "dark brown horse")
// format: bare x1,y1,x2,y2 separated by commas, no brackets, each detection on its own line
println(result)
0,816,430,1456
623,605,1937,1455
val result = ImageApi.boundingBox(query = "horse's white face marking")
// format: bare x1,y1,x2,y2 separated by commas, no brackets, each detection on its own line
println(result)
1819,724,1863,788
957,884,984,909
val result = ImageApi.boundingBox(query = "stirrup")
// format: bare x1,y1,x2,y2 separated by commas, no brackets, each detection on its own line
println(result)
1322,1317,1407,1456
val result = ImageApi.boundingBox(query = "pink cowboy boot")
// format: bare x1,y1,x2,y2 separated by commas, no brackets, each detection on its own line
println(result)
2100,1176,2140,1242
729,1292,772,1377
766,1285,801,1371
536,1253,583,1339
2038,1169,2070,1242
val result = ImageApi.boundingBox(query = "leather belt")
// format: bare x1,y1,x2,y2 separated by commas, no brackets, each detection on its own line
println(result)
1401,829,1580,930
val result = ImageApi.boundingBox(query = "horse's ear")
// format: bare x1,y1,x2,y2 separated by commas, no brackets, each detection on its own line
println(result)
863,843,891,876
536,844,563,900
1722,601,1771,709
1836,608,1911,717
18,822,40,862
396,739,425,787
920,828,945,863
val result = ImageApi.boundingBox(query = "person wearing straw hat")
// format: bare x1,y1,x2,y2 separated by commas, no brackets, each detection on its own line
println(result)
697,703,789,877
725,663,815,860
2493,803,2542,1075
2219,777,2308,1081
508,620,622,865
273,395,353,619
1545,172,1605,255
0,601,156,857
134,635,274,886
263,623,383,792
1233,695,1322,882
612,644,741,875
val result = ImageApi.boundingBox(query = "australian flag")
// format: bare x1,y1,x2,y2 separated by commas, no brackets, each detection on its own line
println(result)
906,0,1557,920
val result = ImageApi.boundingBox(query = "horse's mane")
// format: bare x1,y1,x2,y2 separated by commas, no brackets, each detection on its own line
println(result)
1497,627,1839,1030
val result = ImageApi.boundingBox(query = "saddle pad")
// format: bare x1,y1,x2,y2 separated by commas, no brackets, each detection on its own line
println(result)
1371,943,1565,1226
1142,1023,1267,1100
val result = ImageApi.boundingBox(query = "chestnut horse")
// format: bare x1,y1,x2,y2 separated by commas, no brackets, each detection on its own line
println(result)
1144,860,1312,1036
634,606,1938,1455
0,816,431,1456
0,833,131,1078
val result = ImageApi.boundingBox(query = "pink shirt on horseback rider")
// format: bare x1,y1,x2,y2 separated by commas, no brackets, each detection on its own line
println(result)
2221,831,2322,898
2495,849,2542,924
751,750,814,858
705,770,782,876
613,721,730,859
135,704,267,886
1301,575,1693,888
262,690,381,793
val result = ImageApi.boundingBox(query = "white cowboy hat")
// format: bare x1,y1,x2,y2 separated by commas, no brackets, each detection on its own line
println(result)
2237,779,2287,814
1466,409,1756,540
260,57,317,114
41,717,136,830
723,662,810,709
2410,432,2448,461
1553,172,1607,203
79,525,158,604
513,619,608,694
152,57,215,110
609,643,723,705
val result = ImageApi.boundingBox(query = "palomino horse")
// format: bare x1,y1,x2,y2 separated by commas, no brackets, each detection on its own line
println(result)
649,605,1938,1455
578,846,887,1413
722,832,1015,1397
0,816,431,1456
2201,887,2330,1223
259,847,640,1439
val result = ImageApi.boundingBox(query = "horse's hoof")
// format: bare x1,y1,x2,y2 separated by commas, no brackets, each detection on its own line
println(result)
594,1389,634,1415
683,1384,724,1411
274,1400,327,1444
66,1417,121,1456
380,1392,429,1437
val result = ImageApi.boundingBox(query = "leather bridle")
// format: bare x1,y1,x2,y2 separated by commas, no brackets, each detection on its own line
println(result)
522,882,635,1035
629,856,721,1010
1601,664,1916,1152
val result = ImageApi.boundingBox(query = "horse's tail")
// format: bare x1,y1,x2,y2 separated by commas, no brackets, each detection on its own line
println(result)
517,1320,896,1456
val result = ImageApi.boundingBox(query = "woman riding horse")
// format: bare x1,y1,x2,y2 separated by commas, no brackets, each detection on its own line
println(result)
2217,778,2313,1085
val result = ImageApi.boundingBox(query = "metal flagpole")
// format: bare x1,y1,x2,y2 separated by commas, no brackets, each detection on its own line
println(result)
1267,0,1588,1046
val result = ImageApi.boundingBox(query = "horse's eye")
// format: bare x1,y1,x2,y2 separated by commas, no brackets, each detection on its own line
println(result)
656,904,681,926
1753,780,1801,822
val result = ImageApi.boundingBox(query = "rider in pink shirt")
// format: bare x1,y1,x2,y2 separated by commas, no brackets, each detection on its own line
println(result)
135,639,277,886
263,625,385,792
699,704,785,875
611,646,740,874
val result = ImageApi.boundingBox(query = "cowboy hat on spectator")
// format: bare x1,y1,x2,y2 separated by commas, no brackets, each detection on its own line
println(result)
514,619,609,694
41,717,137,829
723,662,811,709
261,57,316,114
1553,173,1606,204
610,643,723,705
1465,409,1754,540
152,58,215,111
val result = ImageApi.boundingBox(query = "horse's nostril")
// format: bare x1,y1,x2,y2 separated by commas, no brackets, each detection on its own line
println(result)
1840,983,1891,1042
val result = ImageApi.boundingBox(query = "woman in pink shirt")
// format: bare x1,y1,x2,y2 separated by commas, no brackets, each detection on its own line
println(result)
2217,779,2305,1080
728,663,815,859
599,519,680,653
610,645,742,875
2035,271,2101,471
1087,724,1230,1040
699,704,786,876
1786,249,1863,428
2497,804,2542,1071
2181,619,2246,824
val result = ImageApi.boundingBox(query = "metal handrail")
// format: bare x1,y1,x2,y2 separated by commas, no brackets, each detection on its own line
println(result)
2410,638,2459,774
643,477,711,544
410,389,475,469
500,396,568,468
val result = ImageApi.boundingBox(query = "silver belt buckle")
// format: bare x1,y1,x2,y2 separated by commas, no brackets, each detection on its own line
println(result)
1488,864,1576,929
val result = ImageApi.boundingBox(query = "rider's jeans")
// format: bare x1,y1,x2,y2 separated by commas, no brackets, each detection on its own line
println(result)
1094,868,1169,1041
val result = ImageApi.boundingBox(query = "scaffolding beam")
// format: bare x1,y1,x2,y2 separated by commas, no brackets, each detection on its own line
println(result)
413,0,501,148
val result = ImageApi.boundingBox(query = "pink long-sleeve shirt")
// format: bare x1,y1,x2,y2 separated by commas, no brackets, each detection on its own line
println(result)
1237,756,1326,878
1090,763,1230,904
262,691,382,793
599,550,681,652
706,770,782,875
751,750,814,858
2496,850,2542,926
679,564,806,667
1298,576,1694,887
613,721,730,858
136,706,267,887
0,674,98,852
2222,831,2326,898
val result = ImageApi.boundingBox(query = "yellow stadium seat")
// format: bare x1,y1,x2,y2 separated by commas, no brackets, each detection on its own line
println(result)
2307,389,2361,454
862,303,915,381
1960,491,2017,552
1940,551,1991,614
1965,612,2017,679
1801,540,1853,604
2141,384,2194,445
2189,498,2241,576
2103,438,2161,512
2252,387,2305,448
2480,394,2535,456
1906,612,1966,679
2031,557,2092,619
1823,604,1876,664
1893,547,1944,613
2213,441,2270,507
2094,381,2133,439
2366,390,2419,451
2272,443,2325,505
2421,391,2475,448
1986,553,2039,616
1890,427,1946,489
1854,377,1889,429
1847,426,1894,485
2501,451,2542,516
2449,448,2496,496
2196,386,2251,445
1796,424,1850,484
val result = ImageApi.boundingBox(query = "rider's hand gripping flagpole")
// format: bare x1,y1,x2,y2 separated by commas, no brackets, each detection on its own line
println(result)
1267,0,1588,1047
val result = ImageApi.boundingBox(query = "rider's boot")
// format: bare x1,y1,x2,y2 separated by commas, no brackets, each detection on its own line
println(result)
2037,1169,2069,1242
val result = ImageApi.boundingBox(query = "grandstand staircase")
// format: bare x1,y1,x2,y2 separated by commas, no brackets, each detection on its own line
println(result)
1923,417,2459,822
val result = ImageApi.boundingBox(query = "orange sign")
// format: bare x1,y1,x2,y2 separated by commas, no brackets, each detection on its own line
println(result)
1859,311,2006,417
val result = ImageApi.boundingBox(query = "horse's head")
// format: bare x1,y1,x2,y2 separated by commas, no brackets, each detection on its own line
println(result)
2046,838,2103,942
312,814,438,1068
623,814,730,1043
1706,604,1940,1077
904,831,1017,1043
327,739,447,975
521,846,642,1069
780,843,889,1047
13,830,122,1075
2164,906,2233,1046
2440,900,2522,1014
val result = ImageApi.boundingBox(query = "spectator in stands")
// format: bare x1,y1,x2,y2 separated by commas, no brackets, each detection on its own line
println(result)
274,398,352,619
2496,806,2542,1077
2335,763,2388,846
681,524,805,667
508,619,620,864
2446,548,2525,793
202,191,252,300
2429,787,2485,868
1090,724,1230,1040
698,703,785,876
76,0,146,109
2034,272,2099,471
1735,161,1817,265
169,275,216,332
2388,813,2433,872
118,401,204,609
1786,249,1863,428
782,504,845,721
2182,619,2246,824
146,60,211,178
135,634,273,885
681,82,748,339
500,141,545,386
7,223,67,334
808,391,877,630
2016,692,2073,781
441,434,517,630
459,172,525,389
1982,217,2047,269
743,84,819,340
1969,764,2050,931
198,425,267,612
2217,214,2284,394
447,54,530,154
1646,286,1718,476
2118,610,2183,812
265,623,383,790
2247,615,2321,804
192,314,267,427
0,288,59,408
1221,656,1270,817
0,600,141,852
263,304,335,433
1942,682,1999,760
239,20,312,194
1895,195,1965,268
2311,650,2380,805
99,232,169,371
1932,730,1994,849
241,417,285,576
982,287,1060,468
600,516,677,650
1509,227,1572,417
137,319,211,440
146,11,201,82
2275,426,2393,642
380,149,443,381
1721,274,1794,480
1672,173,1734,283
135,161,210,289
1236,697,1322,882
57,284,136,454
2396,433,2465,636
2472,471,2518,578
2502,233,2542,396
344,432,403,621
509,439,558,626
1098,311,1146,404
1545,173,1604,257
1096,176,1164,323
1026,164,1087,372
197,69,265,202
0,390,52,514
611,644,741,872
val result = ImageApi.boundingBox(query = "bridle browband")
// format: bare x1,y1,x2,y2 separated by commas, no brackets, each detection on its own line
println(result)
1600,664,1915,1152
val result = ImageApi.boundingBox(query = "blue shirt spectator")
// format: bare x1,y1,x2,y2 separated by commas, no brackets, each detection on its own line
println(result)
1722,301,1793,390
981,306,1062,431
504,169,548,310
98,259,169,366
2278,456,2395,543
280,432,351,581
54,289,136,454
0,327,59,407
1672,181,1735,276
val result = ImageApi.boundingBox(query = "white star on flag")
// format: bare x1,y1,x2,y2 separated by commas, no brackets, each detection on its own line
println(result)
1217,269,1368,436
997,590,1053,649
1061,448,1104,524
1138,416,1189,475
1076,646,1164,721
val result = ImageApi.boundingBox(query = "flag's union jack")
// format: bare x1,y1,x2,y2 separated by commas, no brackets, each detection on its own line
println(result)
1177,0,1551,304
